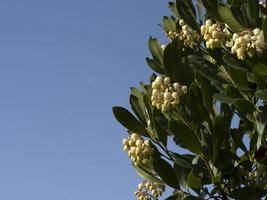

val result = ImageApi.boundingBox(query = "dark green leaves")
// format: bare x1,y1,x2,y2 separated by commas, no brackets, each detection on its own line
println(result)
233,98,256,113
163,37,182,82
149,38,164,66
162,16,176,33
212,115,230,160
152,155,179,189
253,62,267,75
187,171,201,189
176,0,200,32
169,120,202,154
263,17,267,43
218,3,245,32
112,106,148,135
256,90,267,101
247,0,260,27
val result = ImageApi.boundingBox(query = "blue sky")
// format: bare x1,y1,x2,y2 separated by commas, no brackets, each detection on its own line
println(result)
0,0,171,199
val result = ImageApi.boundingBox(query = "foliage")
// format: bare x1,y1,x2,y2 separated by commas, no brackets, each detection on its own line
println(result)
113,0,267,199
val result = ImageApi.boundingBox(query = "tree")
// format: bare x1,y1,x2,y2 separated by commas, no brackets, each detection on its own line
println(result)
113,0,267,199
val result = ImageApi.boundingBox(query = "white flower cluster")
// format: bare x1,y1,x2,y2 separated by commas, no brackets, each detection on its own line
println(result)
134,180,165,200
178,19,199,48
201,19,231,49
230,29,267,60
167,30,179,40
247,169,267,187
122,133,153,166
151,76,187,112
260,0,266,8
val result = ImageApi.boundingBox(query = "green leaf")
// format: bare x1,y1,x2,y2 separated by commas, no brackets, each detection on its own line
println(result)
233,98,256,113
176,0,200,32
212,115,230,160
187,171,201,189
218,3,245,32
201,0,221,20
169,120,202,154
247,0,260,27
168,2,180,18
225,85,243,99
213,93,235,104
228,67,249,88
223,54,250,72
133,165,162,183
149,38,163,65
196,74,214,113
183,196,202,200
163,37,191,84
129,94,147,125
152,155,179,189
253,62,267,75
112,106,148,135
162,16,176,33
263,17,267,43
256,90,267,101
153,108,168,146
230,129,248,152
230,187,266,199
146,57,164,74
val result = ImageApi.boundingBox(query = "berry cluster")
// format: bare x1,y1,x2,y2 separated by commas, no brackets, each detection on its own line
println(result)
151,76,187,112
260,0,267,8
247,169,267,188
230,29,267,60
167,20,199,48
178,19,199,48
134,180,165,200
167,30,179,41
122,133,153,167
201,19,231,49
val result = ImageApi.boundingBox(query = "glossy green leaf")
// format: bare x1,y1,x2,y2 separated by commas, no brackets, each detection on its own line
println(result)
218,3,245,32
230,187,266,199
112,106,148,135
146,57,164,74
163,37,187,83
168,2,180,18
183,196,202,200
233,98,256,113
263,17,267,43
162,16,176,33
169,120,202,154
187,171,201,189
228,67,249,88
149,38,163,65
253,62,267,75
256,90,267,101
129,95,147,125
176,0,200,32
212,115,230,160
152,155,179,189
213,93,235,104
247,0,259,27
201,0,221,20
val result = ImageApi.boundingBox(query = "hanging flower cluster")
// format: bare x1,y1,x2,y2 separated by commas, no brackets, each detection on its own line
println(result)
230,29,267,60
151,75,187,112
260,0,267,8
122,133,153,167
166,20,199,48
167,30,179,40
134,180,165,200
247,168,267,188
178,19,199,48
201,19,231,49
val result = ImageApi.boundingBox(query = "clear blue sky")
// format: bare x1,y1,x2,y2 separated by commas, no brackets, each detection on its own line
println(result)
0,1,170,199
